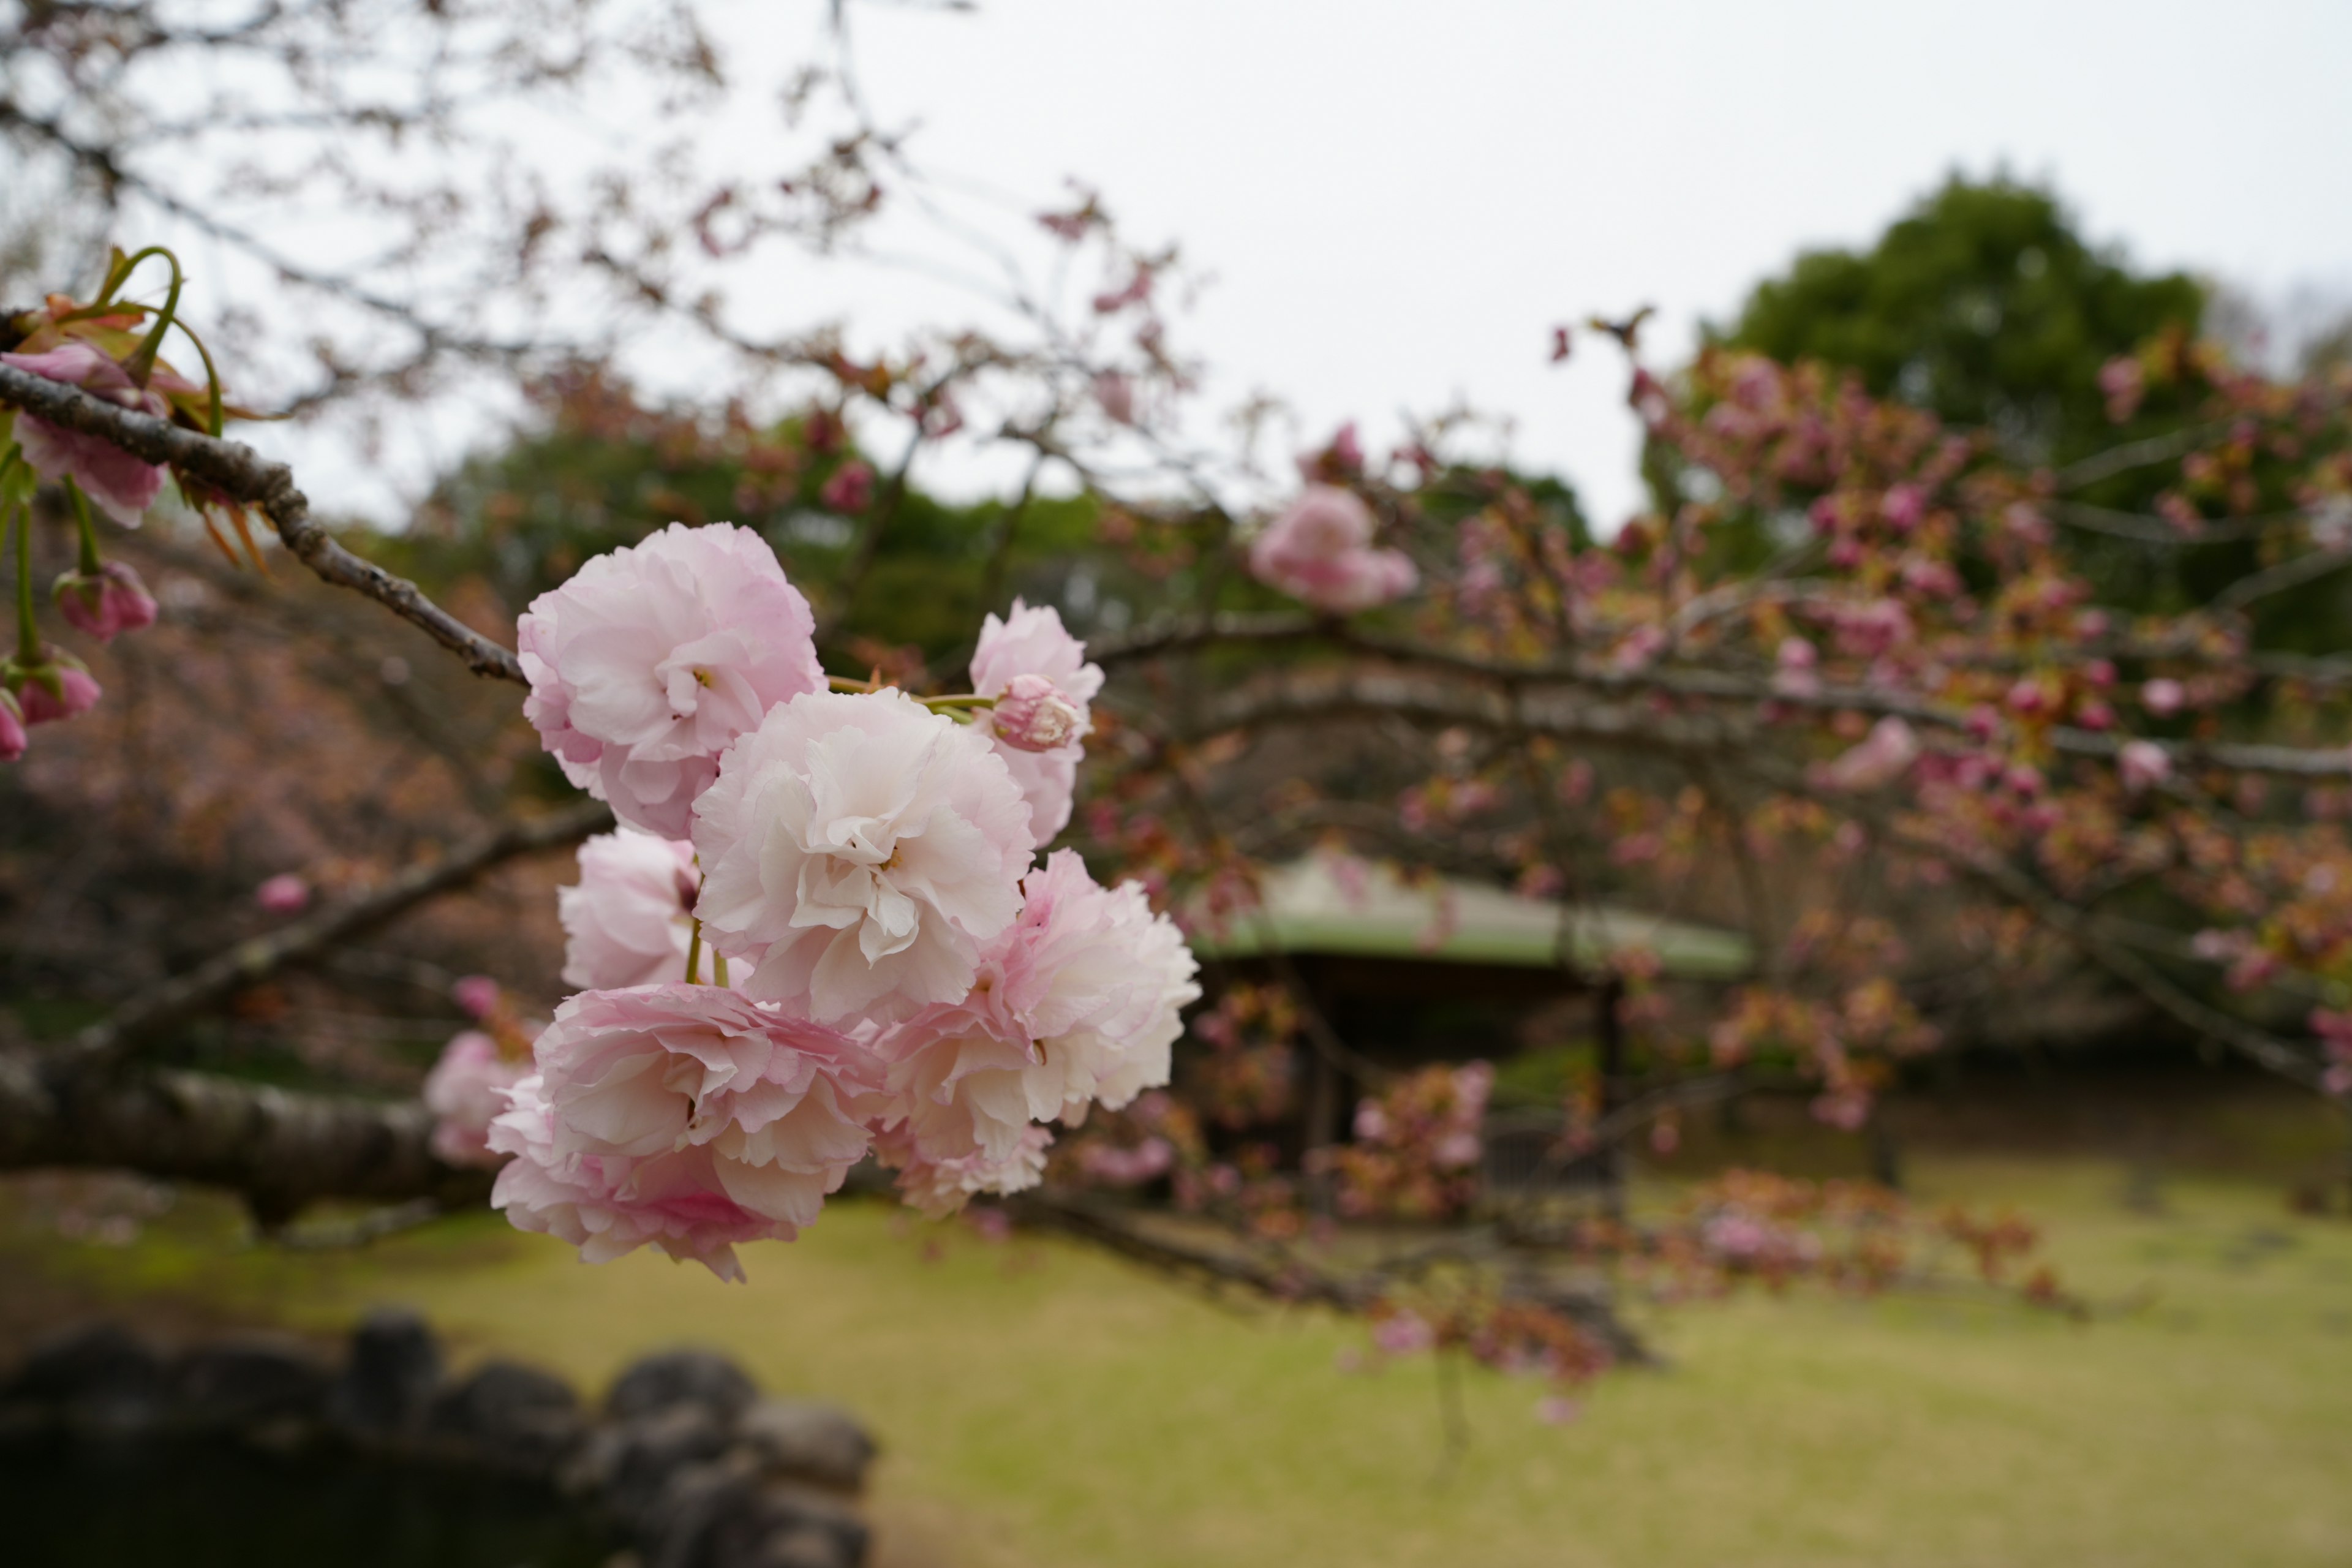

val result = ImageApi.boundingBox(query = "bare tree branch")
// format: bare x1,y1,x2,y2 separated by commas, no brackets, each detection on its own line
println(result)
0,363,527,682
64,798,613,1072
0,1051,491,1225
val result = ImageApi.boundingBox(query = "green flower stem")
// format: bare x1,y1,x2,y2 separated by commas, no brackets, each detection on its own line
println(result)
121,249,186,390
686,916,705,987
12,496,37,663
65,479,102,575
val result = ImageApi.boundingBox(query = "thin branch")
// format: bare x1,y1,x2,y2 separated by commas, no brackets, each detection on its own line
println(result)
0,363,527,682
63,799,612,1072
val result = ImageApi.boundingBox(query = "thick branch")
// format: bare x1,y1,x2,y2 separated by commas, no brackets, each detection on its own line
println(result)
0,363,526,683
66,799,613,1072
0,1052,490,1223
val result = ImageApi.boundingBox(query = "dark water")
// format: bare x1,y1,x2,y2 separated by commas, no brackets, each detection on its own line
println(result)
0,1438,614,1568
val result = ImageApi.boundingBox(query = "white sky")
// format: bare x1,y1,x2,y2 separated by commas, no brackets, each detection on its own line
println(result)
826,0,2352,529
245,0,2352,530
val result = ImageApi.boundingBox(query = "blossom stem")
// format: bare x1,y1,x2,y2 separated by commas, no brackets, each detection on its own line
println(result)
65,480,102,576
919,692,997,710
685,916,704,987
712,950,729,988
11,497,36,664
122,251,186,391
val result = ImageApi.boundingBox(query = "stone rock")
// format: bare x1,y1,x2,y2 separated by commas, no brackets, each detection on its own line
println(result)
173,1335,331,1428
426,1359,584,1474
326,1307,442,1436
593,1401,734,1525
734,1399,876,1493
4,1322,167,1433
606,1348,758,1423
699,1480,869,1568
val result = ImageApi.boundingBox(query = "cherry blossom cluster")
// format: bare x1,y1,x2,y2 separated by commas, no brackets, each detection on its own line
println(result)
425,521,1198,1280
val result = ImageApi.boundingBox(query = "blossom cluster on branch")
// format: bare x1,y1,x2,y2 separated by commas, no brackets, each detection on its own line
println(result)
413,520,1201,1280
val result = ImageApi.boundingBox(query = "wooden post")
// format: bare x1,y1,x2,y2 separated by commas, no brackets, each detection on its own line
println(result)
1596,975,1626,1223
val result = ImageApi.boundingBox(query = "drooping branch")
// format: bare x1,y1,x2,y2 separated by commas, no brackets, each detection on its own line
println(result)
64,799,614,1073
0,363,527,683
0,1052,491,1224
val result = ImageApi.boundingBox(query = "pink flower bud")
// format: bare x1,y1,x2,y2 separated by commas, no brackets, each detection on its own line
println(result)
2118,741,2171,793
1881,483,1926,531
53,561,159,643
2141,678,2186,717
0,691,24,763
255,873,310,914
820,460,875,513
990,673,1085,753
6,651,100,725
452,974,504,1020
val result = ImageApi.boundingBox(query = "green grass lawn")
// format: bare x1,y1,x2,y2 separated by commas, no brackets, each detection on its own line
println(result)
10,1156,2352,1568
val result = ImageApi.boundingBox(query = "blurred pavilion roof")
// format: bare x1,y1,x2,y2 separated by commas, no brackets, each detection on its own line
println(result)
1186,855,1752,982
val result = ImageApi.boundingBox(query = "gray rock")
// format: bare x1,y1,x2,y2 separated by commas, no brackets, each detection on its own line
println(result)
701,1480,869,1568
173,1335,331,1428
4,1323,167,1433
734,1399,876,1493
326,1307,442,1436
595,1401,735,1525
607,1348,759,1423
426,1359,584,1473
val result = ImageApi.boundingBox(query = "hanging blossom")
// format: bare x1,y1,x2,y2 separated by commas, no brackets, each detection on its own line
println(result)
691,688,1036,1024
559,829,747,992
4,647,100,726
0,344,184,527
519,523,825,839
0,693,23,764
872,1121,1054,1219
1248,484,1418,614
872,850,1200,1207
489,985,885,1281
968,599,1105,842
53,562,158,643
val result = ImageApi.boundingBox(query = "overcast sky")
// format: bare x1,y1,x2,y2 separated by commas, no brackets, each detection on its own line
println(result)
791,0,2352,529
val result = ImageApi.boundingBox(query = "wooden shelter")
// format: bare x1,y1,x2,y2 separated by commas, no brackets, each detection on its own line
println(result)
1188,854,1754,1191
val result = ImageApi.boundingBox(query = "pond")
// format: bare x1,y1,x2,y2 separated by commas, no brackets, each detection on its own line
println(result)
0,1437,614,1568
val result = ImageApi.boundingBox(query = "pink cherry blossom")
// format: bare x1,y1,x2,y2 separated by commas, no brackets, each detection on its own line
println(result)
518,522,824,839
692,688,1035,1024
969,600,1104,842
2119,740,2172,793
490,984,885,1279
1814,717,1920,793
870,850,1197,1172
559,830,728,992
0,344,170,527
0,692,24,763
872,1121,1052,1218
2141,678,2187,717
53,562,159,642
1248,485,1417,614
424,1030,526,1168
254,873,309,914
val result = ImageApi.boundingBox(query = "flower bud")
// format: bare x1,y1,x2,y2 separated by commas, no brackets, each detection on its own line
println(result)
0,690,25,763
53,561,160,643
255,873,311,914
4,649,100,725
990,673,1085,753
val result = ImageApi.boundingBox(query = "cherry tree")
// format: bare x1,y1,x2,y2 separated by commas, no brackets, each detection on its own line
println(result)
4,6,2348,1408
